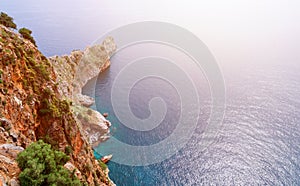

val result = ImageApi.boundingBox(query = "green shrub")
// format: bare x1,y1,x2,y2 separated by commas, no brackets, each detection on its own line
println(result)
0,69,3,83
65,146,73,155
17,140,82,186
0,12,17,29
43,87,53,97
98,161,107,170
18,27,36,46
26,94,34,104
38,98,60,118
40,55,47,61
22,79,28,88
40,135,59,150
87,109,93,116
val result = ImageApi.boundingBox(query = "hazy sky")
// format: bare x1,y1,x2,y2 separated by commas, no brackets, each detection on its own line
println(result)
1,0,299,66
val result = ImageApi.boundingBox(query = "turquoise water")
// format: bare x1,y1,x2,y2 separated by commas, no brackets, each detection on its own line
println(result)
83,48,300,185
2,1,300,185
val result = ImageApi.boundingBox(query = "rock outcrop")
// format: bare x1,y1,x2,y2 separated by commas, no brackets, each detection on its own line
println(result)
0,25,115,185
48,37,116,147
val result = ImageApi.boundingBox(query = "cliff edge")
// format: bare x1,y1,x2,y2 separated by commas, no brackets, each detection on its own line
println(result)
48,37,116,147
0,25,115,185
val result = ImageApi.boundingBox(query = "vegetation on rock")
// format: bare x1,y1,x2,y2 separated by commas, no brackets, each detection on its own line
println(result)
0,13,112,185
98,160,108,171
0,12,17,29
17,140,82,186
19,27,36,46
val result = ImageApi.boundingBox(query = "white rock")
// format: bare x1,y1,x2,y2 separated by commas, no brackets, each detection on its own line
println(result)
0,144,24,151
9,178,19,186
13,97,23,109
64,162,82,179
0,174,7,186
77,94,95,107
0,155,14,164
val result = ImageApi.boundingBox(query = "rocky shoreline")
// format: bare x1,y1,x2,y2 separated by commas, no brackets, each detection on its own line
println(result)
48,37,116,147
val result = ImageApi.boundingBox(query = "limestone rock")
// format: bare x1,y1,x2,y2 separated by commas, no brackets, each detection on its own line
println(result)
0,144,24,151
49,36,116,148
64,162,82,180
77,94,95,107
73,105,111,147
9,178,19,186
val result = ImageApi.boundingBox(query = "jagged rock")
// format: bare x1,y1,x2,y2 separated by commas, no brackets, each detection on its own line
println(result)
9,132,18,142
49,37,116,147
13,97,23,110
0,144,24,159
73,105,110,147
64,162,82,180
49,37,116,103
0,155,14,165
0,24,114,186
0,118,12,131
105,121,111,127
0,144,24,151
0,174,7,186
77,94,95,107
3,132,9,137
9,178,19,186
102,37,117,57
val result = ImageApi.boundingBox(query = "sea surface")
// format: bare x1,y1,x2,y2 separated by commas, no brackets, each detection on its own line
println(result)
2,1,300,185
86,46,300,185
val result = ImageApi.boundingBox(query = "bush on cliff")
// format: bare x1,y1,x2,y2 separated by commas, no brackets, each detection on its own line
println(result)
0,12,17,29
17,140,82,186
18,27,36,46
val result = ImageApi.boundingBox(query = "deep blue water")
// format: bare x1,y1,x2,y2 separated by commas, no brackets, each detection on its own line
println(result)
83,45,300,185
2,1,300,185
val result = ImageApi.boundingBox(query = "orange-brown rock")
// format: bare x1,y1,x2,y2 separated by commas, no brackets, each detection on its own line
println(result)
0,25,114,185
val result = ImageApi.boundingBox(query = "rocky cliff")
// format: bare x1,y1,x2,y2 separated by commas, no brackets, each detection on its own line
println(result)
48,36,116,147
0,25,115,185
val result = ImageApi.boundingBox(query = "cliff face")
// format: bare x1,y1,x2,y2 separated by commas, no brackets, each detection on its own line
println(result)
0,25,114,185
48,37,116,147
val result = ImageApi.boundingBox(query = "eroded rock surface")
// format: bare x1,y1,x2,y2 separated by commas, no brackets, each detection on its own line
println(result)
49,37,116,147
0,25,115,185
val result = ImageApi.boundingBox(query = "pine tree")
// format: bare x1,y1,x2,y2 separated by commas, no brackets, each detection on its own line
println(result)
17,140,82,186
0,12,17,29
19,27,37,46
